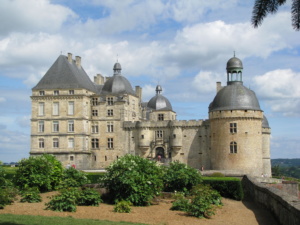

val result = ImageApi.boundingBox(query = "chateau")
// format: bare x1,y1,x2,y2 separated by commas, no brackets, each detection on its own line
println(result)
30,53,271,176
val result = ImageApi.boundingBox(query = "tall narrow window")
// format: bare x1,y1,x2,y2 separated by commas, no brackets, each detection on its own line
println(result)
53,121,59,132
230,123,237,133
53,138,59,148
68,120,74,132
92,98,98,106
53,102,59,115
38,102,44,116
39,138,44,148
107,109,113,116
54,90,59,95
38,121,44,132
91,138,99,149
69,90,74,95
107,97,114,105
39,91,45,96
92,124,98,133
68,101,74,115
107,122,114,132
107,138,113,149
156,130,163,138
230,141,237,153
68,138,74,148
158,114,164,121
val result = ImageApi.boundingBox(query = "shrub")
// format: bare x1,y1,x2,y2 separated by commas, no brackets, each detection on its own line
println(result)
114,200,132,213
45,188,79,212
0,186,18,209
14,154,64,192
190,184,222,206
20,187,42,203
163,161,202,193
61,167,90,188
101,155,164,206
210,172,225,177
170,193,190,211
77,188,102,206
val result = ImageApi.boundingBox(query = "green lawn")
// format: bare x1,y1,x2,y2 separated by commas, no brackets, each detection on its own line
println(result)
0,214,146,225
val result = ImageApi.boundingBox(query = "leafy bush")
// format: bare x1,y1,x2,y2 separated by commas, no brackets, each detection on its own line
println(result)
77,188,102,206
163,161,202,193
0,186,18,209
101,155,164,206
20,187,42,203
14,154,64,192
203,178,244,200
61,167,90,188
210,172,225,177
45,188,79,212
190,184,222,206
170,193,190,211
114,200,132,213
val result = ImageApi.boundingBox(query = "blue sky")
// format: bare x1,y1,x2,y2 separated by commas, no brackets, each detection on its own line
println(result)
0,0,299,162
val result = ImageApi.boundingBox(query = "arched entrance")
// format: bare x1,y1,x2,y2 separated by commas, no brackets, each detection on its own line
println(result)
155,147,165,161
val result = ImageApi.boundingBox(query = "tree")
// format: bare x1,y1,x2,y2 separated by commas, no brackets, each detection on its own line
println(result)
252,0,300,31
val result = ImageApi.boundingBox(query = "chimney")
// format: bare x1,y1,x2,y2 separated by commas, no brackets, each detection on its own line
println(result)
94,74,105,85
216,82,223,93
75,56,81,68
135,86,142,102
67,53,72,63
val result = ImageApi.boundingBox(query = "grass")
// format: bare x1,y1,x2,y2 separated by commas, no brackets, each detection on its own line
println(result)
202,177,240,181
0,214,146,225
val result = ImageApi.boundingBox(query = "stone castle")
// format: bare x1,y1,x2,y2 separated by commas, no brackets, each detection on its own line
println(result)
30,53,271,176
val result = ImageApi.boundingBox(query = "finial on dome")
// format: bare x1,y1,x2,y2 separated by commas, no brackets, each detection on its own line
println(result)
156,85,162,95
113,61,122,75
234,51,235,57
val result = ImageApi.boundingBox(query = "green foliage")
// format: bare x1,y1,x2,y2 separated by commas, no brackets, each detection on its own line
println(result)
61,167,90,188
190,184,222,206
86,173,106,183
14,154,64,192
114,200,132,213
101,155,164,206
20,187,42,203
0,186,18,209
45,188,79,212
77,188,102,206
163,161,202,193
209,172,225,177
203,178,244,200
170,192,190,211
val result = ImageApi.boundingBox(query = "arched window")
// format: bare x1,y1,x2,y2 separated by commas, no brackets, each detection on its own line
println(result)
230,141,237,153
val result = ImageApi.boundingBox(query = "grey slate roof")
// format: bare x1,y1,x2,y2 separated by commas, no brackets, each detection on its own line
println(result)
209,81,261,112
226,56,243,70
32,55,96,92
147,85,173,111
262,115,270,128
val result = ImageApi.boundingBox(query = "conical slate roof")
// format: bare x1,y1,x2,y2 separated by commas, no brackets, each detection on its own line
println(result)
32,55,96,92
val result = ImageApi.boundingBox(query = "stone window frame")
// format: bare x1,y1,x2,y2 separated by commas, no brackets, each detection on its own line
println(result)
107,109,113,117
156,130,163,138
53,138,59,148
53,121,59,132
69,90,74,95
38,121,44,133
107,122,114,133
38,102,45,116
107,97,114,106
230,122,237,133
53,90,59,95
92,97,99,106
91,138,99,149
158,114,164,121
52,102,59,116
39,91,45,96
68,120,74,132
92,110,98,116
68,101,74,115
230,141,237,153
107,138,114,149
92,124,99,133
38,138,44,148
68,138,74,148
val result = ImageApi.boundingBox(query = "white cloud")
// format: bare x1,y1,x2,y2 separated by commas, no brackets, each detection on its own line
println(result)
253,69,300,116
0,97,6,103
0,0,76,35
192,71,223,94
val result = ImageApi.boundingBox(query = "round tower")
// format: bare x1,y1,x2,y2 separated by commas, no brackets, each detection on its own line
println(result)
209,55,265,176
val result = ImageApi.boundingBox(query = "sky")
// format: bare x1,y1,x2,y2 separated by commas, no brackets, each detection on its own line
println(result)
0,0,299,163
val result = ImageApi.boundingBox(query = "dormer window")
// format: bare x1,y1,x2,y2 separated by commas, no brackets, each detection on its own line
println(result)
107,97,114,105
158,114,164,121
69,90,74,95
54,90,59,95
39,91,45,96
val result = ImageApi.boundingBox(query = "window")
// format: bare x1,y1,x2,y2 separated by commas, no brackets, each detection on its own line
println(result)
68,138,74,148
107,109,113,116
53,121,59,132
107,122,113,132
53,138,59,148
38,121,44,133
39,91,45,96
156,130,163,138
107,138,113,149
68,101,74,115
92,110,98,116
158,114,164,121
107,97,114,105
230,141,237,153
92,98,98,106
68,120,74,132
69,90,74,95
39,138,44,148
141,135,144,139
92,124,99,133
53,102,59,115
91,138,99,149
54,90,59,95
38,102,44,116
230,123,237,133
70,156,74,161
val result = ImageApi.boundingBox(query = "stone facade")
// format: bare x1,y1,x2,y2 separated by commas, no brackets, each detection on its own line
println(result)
30,53,271,176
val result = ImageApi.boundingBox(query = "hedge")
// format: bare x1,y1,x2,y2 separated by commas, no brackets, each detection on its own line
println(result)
203,177,244,200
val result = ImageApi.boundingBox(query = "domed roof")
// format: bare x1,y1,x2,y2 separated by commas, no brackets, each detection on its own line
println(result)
262,115,270,128
209,82,261,112
147,85,172,111
102,62,135,95
226,56,243,70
